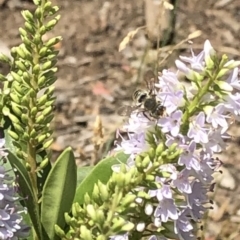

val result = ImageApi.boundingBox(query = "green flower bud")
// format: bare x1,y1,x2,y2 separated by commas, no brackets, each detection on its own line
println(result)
64,213,72,225
98,181,109,202
45,36,62,48
11,103,22,116
86,204,97,221
38,75,46,87
34,7,41,18
19,27,28,37
43,1,52,10
121,221,135,232
43,138,53,149
39,158,49,169
142,155,151,169
39,26,47,35
8,113,20,124
13,123,24,133
49,6,59,16
22,10,34,22
8,130,19,140
46,16,60,30
37,134,46,144
135,154,143,169
23,132,30,141
36,114,45,124
121,194,136,208
0,53,11,63
21,113,29,124
25,162,31,171
156,143,164,156
30,107,38,117
215,80,233,92
96,235,105,240
112,217,126,232
95,209,105,225
54,225,65,238
15,61,27,72
33,64,40,74
80,225,92,240
223,60,240,69
11,71,22,82
39,46,48,57
10,93,21,104
24,21,35,34
42,106,52,116
30,129,37,138
33,34,42,45
42,60,53,71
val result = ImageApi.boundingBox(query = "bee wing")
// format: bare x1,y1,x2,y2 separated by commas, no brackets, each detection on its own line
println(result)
117,105,136,116
144,70,157,94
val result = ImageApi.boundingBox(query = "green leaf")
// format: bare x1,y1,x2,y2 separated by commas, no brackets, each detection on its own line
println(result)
77,166,93,185
74,152,129,204
7,151,42,240
4,127,17,154
41,147,77,240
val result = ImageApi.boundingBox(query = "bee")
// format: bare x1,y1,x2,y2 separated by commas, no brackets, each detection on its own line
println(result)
117,70,166,119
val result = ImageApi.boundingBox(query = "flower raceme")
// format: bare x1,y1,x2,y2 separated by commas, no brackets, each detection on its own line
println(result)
112,40,240,240
0,138,30,240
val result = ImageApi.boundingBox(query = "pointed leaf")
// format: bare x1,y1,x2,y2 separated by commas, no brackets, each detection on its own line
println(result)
41,147,77,240
7,151,42,239
77,166,93,185
74,152,129,204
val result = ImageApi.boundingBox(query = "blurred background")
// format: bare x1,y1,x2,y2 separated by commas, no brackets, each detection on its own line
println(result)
0,0,240,239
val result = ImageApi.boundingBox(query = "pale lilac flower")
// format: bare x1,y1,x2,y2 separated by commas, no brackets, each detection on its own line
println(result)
149,183,172,200
165,134,186,148
174,209,194,240
178,141,200,171
188,112,208,143
178,47,205,72
226,67,240,90
204,128,229,153
109,233,129,240
172,169,192,194
0,138,30,239
159,164,178,180
154,198,178,222
115,132,148,161
186,181,208,212
156,70,182,93
158,110,182,136
206,104,229,129
123,112,153,133
190,152,215,184
158,91,184,114
148,235,168,240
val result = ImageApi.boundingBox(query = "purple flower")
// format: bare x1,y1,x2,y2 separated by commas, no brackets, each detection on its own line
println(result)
0,138,30,239
186,181,208,211
158,110,182,136
206,104,229,130
156,70,182,93
187,112,208,143
154,198,178,222
174,209,194,240
178,141,200,171
158,91,185,115
172,169,192,194
110,233,129,240
226,67,240,90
